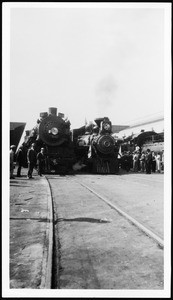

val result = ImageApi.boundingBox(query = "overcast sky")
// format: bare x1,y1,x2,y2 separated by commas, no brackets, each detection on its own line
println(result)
9,3,169,130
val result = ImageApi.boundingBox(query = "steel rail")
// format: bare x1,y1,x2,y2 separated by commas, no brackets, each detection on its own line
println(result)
40,176,54,289
76,180,164,249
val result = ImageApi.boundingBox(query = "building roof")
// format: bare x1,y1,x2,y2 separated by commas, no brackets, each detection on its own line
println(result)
10,122,26,149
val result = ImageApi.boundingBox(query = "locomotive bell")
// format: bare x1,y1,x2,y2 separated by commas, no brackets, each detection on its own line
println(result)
40,112,48,118
58,112,64,118
48,107,57,116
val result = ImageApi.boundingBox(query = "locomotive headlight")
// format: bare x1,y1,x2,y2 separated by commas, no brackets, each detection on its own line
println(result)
103,123,110,130
49,127,58,135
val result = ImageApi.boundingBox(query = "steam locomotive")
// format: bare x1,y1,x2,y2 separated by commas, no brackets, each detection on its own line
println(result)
73,117,120,174
22,107,75,174
118,130,164,154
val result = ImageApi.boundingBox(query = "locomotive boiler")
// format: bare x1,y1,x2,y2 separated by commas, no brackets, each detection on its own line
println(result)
23,107,75,174
73,117,119,174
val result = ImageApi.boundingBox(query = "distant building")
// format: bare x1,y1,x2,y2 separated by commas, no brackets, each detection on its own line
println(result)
112,125,129,134
116,116,164,138
10,122,26,149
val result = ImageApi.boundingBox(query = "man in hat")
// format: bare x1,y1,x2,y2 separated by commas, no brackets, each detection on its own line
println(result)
10,145,16,179
36,147,45,176
27,143,37,179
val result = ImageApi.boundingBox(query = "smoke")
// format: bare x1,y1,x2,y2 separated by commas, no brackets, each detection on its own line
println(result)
95,75,117,115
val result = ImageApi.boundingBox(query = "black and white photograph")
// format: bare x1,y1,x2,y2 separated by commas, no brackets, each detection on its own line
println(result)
2,2,171,298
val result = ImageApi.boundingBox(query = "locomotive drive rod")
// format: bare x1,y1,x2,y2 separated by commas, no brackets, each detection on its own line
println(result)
75,181,164,249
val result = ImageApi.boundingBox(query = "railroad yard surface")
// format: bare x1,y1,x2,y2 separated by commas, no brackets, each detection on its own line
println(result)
9,168,165,294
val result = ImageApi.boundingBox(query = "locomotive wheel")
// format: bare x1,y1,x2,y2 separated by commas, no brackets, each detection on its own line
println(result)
92,158,119,174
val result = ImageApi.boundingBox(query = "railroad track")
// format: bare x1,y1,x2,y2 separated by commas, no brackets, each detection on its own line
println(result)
45,174,164,289
75,180,164,249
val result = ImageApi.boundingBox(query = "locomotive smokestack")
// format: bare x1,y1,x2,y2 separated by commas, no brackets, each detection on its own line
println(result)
48,107,57,116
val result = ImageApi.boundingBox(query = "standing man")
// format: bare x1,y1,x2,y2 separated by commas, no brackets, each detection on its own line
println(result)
16,145,24,177
133,151,139,172
140,152,146,172
121,152,130,172
151,151,156,173
156,152,162,173
10,145,16,179
27,143,37,179
161,150,164,173
145,149,152,174
36,148,45,176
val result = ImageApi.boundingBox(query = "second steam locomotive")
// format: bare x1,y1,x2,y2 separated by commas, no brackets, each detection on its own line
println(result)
73,117,120,174
23,107,75,174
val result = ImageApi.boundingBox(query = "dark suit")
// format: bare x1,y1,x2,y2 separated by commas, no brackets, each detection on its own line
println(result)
145,152,152,174
16,148,24,176
27,148,37,178
37,152,45,176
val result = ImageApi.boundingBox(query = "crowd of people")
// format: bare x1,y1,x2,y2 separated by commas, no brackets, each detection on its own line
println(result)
9,143,46,179
10,143,164,179
120,147,164,174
